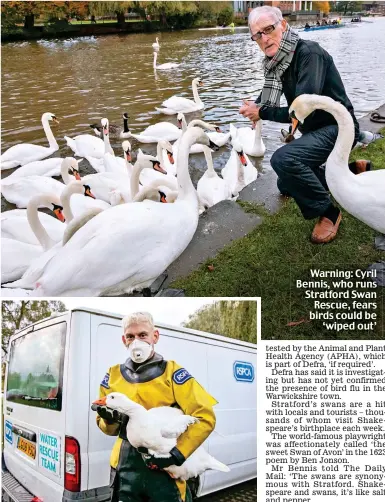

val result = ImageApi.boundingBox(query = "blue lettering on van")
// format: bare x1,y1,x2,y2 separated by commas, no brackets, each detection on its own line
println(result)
172,368,192,385
39,432,60,476
5,421,13,445
233,361,254,382
101,373,110,389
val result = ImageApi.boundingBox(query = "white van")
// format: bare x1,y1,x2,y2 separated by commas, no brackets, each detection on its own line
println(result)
2,307,257,501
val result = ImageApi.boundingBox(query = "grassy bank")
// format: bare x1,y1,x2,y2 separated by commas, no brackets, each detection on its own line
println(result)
173,128,385,340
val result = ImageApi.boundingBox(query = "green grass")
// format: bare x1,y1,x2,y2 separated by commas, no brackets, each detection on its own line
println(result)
172,128,385,340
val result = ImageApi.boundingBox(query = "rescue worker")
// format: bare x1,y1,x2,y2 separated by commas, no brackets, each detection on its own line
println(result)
93,312,218,502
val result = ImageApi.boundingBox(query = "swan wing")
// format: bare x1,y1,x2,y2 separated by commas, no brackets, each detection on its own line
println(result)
5,158,63,179
1,238,43,284
1,176,64,208
1,143,55,166
1,210,64,245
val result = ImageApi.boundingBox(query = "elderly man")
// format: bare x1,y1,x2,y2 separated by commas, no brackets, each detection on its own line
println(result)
240,6,369,243
94,312,217,502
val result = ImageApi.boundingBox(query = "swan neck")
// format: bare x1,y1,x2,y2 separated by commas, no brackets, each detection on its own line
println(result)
61,163,72,185
130,161,148,198
176,136,199,201
61,187,75,223
153,52,157,69
319,99,354,172
103,130,113,154
236,153,245,185
192,81,202,105
203,147,215,175
27,197,55,251
42,116,58,149
253,121,263,147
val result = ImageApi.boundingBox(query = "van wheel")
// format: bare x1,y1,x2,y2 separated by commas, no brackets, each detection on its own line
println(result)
187,477,200,500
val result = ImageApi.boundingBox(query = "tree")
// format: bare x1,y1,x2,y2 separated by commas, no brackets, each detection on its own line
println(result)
1,1,42,30
183,301,257,343
2,300,66,360
313,1,330,14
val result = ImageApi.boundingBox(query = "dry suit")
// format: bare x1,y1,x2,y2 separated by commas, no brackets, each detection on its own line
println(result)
96,353,218,502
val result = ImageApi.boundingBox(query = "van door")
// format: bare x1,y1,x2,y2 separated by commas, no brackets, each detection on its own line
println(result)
202,342,257,495
3,320,68,502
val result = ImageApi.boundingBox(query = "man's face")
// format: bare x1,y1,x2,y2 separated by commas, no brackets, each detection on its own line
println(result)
250,13,287,58
122,321,159,348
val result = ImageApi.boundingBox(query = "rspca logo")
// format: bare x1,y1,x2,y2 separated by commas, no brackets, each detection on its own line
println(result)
5,421,13,445
100,373,110,389
173,368,192,385
233,361,254,383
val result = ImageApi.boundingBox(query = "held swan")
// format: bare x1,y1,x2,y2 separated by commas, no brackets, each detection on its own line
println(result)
156,78,204,115
1,113,59,170
31,128,218,297
289,94,385,234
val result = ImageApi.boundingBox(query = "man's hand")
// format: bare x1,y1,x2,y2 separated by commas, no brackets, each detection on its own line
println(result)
92,404,125,425
239,100,261,123
141,453,177,470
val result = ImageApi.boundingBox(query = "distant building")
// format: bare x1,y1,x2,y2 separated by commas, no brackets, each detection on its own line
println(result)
233,1,316,18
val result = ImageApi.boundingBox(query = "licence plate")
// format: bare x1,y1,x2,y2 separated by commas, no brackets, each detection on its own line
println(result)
17,437,36,459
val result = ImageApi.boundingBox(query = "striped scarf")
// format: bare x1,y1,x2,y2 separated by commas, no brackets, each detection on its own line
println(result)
260,26,299,107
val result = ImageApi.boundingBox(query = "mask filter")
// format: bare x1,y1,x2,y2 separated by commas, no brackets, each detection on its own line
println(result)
129,339,153,363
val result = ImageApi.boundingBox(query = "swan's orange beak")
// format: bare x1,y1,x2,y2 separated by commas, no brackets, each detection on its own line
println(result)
53,208,66,223
73,169,81,181
238,152,247,166
159,191,168,203
153,161,167,174
167,152,174,165
84,185,96,199
125,152,132,162
291,118,299,135
92,397,107,406
52,116,59,124
215,127,222,133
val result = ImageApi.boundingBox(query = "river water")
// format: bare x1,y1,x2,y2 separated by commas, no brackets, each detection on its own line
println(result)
2,18,385,196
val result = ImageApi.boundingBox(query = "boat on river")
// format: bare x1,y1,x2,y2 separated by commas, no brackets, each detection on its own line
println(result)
303,23,346,31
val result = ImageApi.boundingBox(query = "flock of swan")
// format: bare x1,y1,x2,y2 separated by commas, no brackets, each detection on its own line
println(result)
1,37,384,297
1,71,267,296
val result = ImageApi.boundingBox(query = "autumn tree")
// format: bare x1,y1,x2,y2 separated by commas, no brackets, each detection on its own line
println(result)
2,300,66,360
313,1,331,14
183,301,257,343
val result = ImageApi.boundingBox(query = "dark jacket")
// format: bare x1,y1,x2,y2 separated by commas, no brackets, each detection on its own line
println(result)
256,38,359,136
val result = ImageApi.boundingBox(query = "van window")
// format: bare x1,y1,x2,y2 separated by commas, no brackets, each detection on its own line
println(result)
6,322,66,411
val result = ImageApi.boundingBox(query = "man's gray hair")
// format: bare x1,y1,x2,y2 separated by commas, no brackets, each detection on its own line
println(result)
122,312,155,331
248,6,283,27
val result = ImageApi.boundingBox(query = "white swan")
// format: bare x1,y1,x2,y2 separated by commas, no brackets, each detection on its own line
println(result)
178,114,229,148
1,113,59,170
1,194,66,284
139,143,176,189
31,127,212,297
64,118,114,159
4,157,83,180
3,184,100,290
289,94,385,234
1,239,43,284
103,140,131,177
152,37,160,50
1,193,65,246
156,78,204,115
197,146,233,209
129,115,183,143
230,121,265,157
173,119,220,162
153,51,180,70
81,118,116,173
90,113,130,139
221,137,258,195
1,157,80,208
